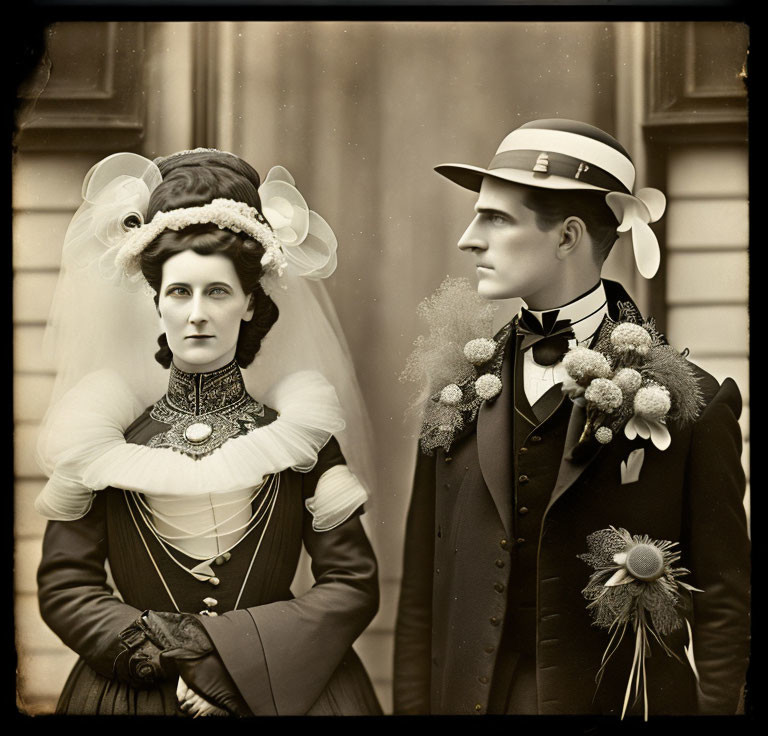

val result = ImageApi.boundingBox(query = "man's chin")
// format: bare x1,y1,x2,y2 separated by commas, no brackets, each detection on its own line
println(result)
476,281,520,301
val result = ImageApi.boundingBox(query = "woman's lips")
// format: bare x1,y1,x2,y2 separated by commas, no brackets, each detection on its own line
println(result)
186,335,213,339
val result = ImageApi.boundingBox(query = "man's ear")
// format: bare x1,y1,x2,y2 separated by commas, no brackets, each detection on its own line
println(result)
556,216,587,260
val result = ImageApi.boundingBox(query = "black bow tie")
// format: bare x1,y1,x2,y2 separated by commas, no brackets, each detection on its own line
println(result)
517,308,575,366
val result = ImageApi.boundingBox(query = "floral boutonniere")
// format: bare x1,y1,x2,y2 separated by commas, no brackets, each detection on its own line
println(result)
561,316,704,458
401,277,513,454
580,527,702,720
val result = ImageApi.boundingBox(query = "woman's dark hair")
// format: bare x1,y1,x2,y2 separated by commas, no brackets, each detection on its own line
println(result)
140,151,279,369
520,186,619,265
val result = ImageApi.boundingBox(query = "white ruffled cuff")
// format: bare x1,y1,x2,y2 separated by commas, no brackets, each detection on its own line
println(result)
304,465,368,532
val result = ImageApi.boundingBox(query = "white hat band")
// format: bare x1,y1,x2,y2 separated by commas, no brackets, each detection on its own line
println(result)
496,128,636,192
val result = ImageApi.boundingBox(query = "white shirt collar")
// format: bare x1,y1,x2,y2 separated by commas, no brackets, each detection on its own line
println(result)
521,280,608,345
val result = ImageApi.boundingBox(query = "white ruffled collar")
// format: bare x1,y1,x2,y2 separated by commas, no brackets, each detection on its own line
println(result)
35,369,345,521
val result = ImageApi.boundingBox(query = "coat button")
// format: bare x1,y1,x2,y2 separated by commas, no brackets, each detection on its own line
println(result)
494,582,505,593
499,538,509,549
516,538,526,545
444,455,453,463
518,506,530,515
495,559,505,568
489,616,499,626
519,446,528,454
531,435,542,443
474,704,482,712
518,474,529,484
478,676,489,684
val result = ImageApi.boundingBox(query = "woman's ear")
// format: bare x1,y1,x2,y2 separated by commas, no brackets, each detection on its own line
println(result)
242,293,256,323
556,216,587,260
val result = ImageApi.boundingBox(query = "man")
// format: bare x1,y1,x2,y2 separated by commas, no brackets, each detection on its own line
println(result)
393,119,749,716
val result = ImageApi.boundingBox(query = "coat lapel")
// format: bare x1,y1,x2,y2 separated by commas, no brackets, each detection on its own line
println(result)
544,400,603,516
544,279,640,515
477,331,517,538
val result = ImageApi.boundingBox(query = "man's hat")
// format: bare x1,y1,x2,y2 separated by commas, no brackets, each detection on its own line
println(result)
436,118,666,279
436,118,635,194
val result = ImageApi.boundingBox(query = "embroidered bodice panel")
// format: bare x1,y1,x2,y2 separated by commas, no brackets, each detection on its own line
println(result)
143,360,278,559
146,360,278,459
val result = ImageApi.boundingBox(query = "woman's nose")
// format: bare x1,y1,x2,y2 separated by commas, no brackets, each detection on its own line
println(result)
188,295,208,325
457,217,487,252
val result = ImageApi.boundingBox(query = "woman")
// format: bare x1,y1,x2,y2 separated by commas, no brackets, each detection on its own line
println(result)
34,149,381,716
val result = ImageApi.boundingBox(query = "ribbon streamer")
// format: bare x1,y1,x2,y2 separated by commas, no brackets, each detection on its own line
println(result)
606,188,666,279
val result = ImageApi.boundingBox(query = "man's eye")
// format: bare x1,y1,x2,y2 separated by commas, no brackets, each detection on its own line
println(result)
490,214,508,225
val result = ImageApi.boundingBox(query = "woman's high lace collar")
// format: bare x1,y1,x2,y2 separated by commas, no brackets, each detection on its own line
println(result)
166,360,247,416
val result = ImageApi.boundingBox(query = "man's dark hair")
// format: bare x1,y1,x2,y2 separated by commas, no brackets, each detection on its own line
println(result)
520,187,619,265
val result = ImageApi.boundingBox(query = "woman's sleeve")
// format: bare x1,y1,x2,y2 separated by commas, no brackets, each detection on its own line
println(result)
682,377,751,714
199,438,379,715
37,493,142,678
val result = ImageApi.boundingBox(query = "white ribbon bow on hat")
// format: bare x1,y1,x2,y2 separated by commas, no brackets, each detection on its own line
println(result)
606,188,667,280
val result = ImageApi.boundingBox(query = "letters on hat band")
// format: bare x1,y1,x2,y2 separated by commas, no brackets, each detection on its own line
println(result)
489,150,631,194
496,127,636,192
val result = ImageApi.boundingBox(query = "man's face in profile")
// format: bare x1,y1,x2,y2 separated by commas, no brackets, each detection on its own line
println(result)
457,177,563,304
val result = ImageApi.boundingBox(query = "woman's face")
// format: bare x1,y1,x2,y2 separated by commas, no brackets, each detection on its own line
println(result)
158,249,254,373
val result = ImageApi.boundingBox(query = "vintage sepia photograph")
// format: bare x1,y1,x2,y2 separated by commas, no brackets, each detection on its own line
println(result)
13,16,749,719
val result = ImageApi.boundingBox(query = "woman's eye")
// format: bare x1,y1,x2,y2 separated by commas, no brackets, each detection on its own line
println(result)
209,287,229,296
167,287,189,296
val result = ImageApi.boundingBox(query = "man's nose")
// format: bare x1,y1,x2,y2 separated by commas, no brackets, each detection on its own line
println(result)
457,216,487,252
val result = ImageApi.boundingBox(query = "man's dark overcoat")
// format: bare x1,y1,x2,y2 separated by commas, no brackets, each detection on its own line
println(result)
393,280,750,716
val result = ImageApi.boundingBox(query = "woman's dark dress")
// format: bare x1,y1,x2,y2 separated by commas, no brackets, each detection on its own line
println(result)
37,401,381,716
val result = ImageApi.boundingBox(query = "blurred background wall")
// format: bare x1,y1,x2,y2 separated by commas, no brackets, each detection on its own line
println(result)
13,20,749,714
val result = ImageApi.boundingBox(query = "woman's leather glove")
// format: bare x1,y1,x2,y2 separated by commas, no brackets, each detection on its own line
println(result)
114,611,251,716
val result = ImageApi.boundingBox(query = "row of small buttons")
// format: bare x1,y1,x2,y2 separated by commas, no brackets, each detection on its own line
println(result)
200,552,231,612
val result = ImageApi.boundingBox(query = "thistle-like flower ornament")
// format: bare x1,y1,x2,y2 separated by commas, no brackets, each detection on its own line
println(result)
579,527,702,720
401,277,512,454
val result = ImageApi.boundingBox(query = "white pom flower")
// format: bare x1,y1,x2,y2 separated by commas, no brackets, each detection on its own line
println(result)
439,383,463,406
610,322,652,356
584,378,623,412
595,426,613,444
613,367,642,394
475,374,502,401
633,384,671,421
561,374,586,399
463,338,496,365
562,346,612,382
